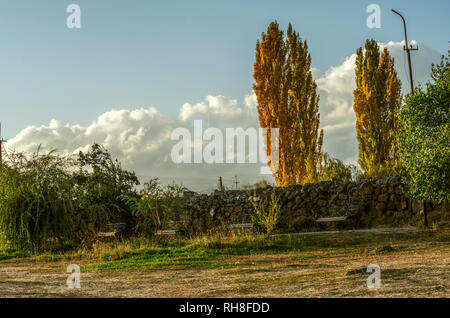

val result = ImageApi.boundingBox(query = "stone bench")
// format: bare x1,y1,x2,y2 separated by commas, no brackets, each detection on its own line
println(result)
155,230,177,236
315,216,348,223
229,223,254,229
97,223,126,237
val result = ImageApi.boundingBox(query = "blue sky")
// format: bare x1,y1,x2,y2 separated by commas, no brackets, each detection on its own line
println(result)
1,0,449,139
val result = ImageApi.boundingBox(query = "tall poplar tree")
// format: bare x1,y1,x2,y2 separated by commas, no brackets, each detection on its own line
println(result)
353,39,402,176
253,22,323,186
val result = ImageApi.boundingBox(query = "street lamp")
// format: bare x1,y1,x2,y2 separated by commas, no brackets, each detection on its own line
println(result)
392,9,418,95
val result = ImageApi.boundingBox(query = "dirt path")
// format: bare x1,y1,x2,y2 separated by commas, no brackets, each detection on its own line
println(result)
1,246,449,298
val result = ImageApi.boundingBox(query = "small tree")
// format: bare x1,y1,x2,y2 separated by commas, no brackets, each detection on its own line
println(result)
74,143,140,233
398,51,449,205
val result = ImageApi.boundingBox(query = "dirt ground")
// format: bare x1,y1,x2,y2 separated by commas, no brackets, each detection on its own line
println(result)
1,245,449,298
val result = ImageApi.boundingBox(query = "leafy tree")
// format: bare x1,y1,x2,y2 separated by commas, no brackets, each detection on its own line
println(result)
74,143,140,233
320,153,357,182
398,51,449,203
353,39,402,176
253,22,323,186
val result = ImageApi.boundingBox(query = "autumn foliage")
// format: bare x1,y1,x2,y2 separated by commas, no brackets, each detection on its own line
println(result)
353,39,402,176
253,22,323,186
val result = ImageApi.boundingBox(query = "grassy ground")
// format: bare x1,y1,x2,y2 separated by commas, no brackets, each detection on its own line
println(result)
0,229,449,297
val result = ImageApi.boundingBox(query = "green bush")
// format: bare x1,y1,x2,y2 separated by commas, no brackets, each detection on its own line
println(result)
0,144,141,251
121,179,189,236
250,190,283,235
0,151,76,250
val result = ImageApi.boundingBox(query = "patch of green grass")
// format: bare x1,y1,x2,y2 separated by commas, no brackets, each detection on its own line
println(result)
2,229,450,271
0,250,31,261
84,230,450,271
85,247,221,270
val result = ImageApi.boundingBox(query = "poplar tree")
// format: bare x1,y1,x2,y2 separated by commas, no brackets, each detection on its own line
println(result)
253,22,323,186
353,39,402,176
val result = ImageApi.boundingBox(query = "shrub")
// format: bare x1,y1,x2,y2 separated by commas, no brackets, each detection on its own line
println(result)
121,179,188,236
0,144,141,250
250,190,283,235
0,151,77,250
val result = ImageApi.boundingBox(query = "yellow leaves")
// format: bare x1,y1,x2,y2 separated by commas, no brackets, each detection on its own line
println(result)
253,22,324,186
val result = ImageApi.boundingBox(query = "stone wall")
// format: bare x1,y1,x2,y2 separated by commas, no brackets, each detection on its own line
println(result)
183,176,437,234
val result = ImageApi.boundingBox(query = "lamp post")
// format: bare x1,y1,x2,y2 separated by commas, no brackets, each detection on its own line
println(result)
392,9,418,95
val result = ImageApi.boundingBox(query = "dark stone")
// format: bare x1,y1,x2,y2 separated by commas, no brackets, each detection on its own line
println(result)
376,202,386,213
378,193,389,202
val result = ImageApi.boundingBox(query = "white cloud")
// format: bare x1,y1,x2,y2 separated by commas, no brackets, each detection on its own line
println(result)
244,93,258,110
7,41,442,191
7,97,265,192
179,95,256,127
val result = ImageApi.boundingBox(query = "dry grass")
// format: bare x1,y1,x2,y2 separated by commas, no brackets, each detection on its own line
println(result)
0,232,449,298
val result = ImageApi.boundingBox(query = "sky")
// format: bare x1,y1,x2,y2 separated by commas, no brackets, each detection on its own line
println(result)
1,0,449,191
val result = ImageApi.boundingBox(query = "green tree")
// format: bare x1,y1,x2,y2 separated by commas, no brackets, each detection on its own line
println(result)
74,143,140,233
353,39,402,176
398,51,449,203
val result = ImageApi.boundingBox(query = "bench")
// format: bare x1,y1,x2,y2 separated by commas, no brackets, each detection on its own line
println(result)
97,223,126,237
155,230,177,236
315,216,348,223
229,223,254,229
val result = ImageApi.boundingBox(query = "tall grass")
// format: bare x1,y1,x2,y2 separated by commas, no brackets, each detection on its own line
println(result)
0,151,76,250
0,144,140,251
